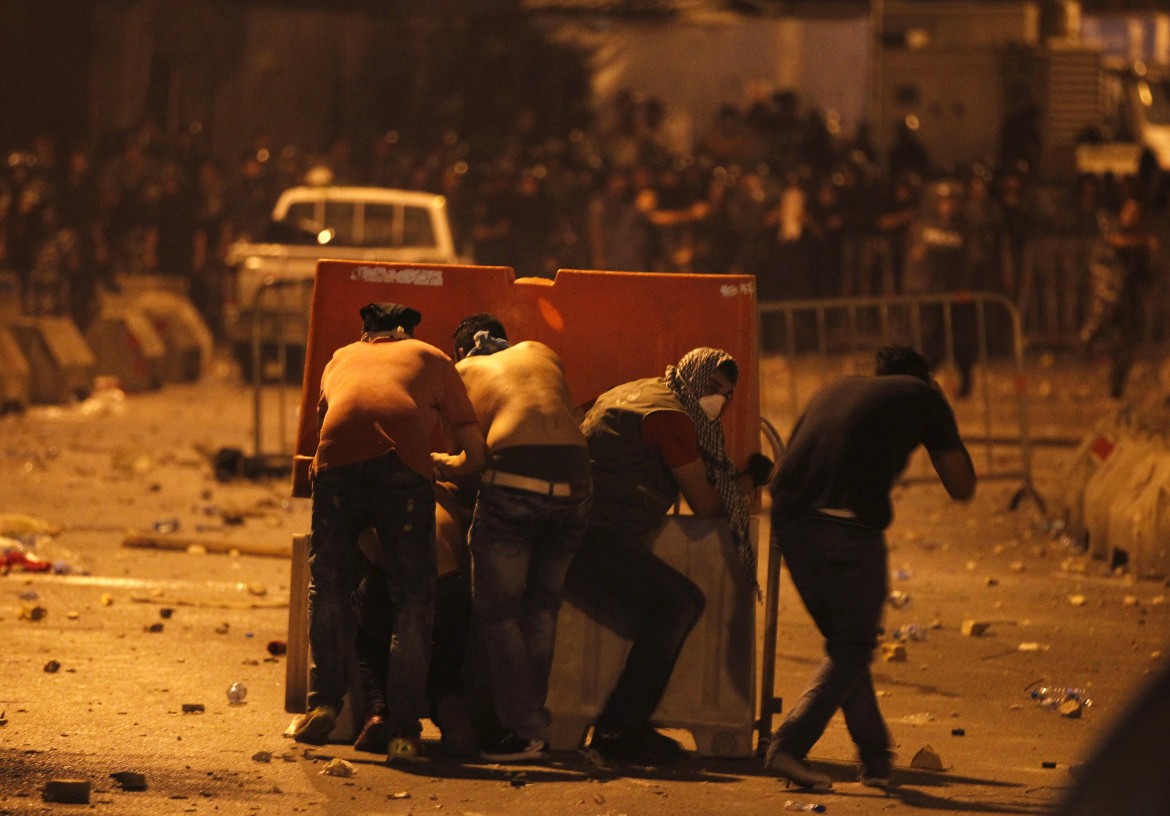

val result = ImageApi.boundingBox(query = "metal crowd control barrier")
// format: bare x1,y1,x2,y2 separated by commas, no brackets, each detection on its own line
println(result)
757,291,1043,513
753,291,1046,744
216,277,312,481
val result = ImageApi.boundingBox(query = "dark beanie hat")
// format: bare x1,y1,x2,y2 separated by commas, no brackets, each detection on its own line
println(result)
360,302,422,335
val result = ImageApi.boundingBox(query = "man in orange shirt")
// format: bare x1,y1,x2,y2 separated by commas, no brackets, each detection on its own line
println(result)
293,302,485,765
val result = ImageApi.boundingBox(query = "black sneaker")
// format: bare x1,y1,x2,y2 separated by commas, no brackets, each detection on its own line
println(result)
480,732,547,763
589,724,684,763
354,714,390,753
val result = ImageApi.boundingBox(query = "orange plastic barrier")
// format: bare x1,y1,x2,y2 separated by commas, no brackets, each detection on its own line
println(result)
293,262,760,497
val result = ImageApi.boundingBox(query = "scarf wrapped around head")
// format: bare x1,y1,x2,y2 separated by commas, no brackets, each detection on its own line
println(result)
465,329,512,357
664,347,759,598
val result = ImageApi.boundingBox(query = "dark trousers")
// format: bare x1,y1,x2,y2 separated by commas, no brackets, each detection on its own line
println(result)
563,524,705,732
353,566,471,722
471,483,591,742
308,452,436,737
769,515,893,771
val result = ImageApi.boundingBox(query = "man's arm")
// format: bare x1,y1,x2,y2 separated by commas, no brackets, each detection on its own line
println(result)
929,447,976,501
671,459,724,518
432,422,487,480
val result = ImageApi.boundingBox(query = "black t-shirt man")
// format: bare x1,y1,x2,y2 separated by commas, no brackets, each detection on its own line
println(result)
771,373,965,531
762,347,974,792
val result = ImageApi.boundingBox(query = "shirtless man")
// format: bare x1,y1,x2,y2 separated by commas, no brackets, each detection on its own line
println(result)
446,313,592,763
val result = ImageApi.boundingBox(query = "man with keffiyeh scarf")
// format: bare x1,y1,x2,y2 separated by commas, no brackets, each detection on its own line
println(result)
565,347,773,763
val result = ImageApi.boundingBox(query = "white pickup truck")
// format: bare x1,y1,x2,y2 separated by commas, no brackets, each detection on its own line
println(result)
224,185,461,380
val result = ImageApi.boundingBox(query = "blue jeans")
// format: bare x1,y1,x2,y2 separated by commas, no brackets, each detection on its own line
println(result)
563,523,706,733
470,483,591,742
308,452,436,737
769,515,892,771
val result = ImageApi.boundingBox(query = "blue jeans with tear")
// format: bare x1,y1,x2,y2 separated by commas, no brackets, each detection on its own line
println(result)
470,482,591,742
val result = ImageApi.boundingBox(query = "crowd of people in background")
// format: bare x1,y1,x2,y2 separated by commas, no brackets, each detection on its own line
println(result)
3,87,1168,383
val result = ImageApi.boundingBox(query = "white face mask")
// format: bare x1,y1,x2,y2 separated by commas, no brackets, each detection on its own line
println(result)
698,393,726,421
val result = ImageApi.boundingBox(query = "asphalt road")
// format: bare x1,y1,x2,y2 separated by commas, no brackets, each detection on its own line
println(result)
2,350,1167,816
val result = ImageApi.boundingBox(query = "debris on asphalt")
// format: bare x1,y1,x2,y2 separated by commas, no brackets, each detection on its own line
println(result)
388,791,411,800
509,772,527,787
146,622,164,633
123,531,291,559
153,518,180,534
101,593,114,606
252,751,273,763
18,604,47,622
1030,685,1092,713
880,643,907,662
112,448,154,475
961,619,990,637
110,771,148,791
909,745,945,771
887,590,911,609
160,607,174,619
893,624,927,642
227,682,247,704
267,640,288,656
43,660,60,673
0,513,62,537
321,758,355,777
43,779,91,804
181,703,205,714
1017,642,1048,652
951,728,966,736
1068,594,1087,606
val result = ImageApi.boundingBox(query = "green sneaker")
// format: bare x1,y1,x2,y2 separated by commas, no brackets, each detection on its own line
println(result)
292,705,337,745
386,736,426,765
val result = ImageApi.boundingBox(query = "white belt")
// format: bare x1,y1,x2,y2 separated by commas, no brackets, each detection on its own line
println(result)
482,469,578,498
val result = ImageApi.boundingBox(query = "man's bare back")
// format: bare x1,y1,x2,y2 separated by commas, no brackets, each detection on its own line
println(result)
455,341,585,452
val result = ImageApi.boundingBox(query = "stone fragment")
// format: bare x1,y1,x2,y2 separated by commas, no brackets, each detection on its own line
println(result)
961,620,990,637
43,779,90,804
1068,595,1087,607
881,643,907,662
111,771,148,791
18,604,47,622
910,746,945,771
321,758,355,777
1058,699,1083,718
